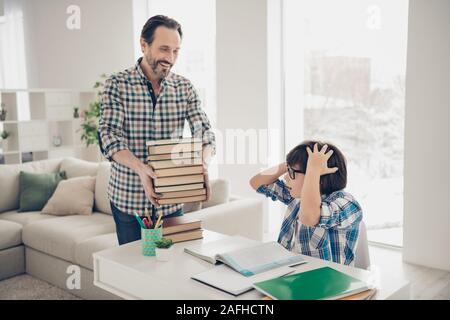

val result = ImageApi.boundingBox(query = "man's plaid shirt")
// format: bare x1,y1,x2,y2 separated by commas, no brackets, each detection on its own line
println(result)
99,58,216,216
257,179,363,266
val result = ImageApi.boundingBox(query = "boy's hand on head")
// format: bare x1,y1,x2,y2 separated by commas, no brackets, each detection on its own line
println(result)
306,143,339,176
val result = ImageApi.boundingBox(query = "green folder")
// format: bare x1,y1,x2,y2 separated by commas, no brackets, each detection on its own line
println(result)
252,267,368,300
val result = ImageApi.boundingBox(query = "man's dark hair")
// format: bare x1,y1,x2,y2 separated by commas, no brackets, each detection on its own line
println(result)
141,15,183,45
286,140,347,195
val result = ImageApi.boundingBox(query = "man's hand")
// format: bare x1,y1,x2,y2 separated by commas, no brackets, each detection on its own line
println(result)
137,165,161,207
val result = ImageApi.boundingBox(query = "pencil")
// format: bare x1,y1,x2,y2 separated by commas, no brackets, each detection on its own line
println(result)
155,213,163,229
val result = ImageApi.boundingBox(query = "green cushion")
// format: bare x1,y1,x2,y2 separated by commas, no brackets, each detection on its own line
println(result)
19,171,67,212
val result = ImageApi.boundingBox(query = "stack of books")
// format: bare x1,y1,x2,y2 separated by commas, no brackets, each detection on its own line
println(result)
147,138,206,205
253,266,375,300
161,215,203,243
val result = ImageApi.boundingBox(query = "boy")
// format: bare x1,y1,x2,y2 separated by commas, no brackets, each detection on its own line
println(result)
249,141,362,265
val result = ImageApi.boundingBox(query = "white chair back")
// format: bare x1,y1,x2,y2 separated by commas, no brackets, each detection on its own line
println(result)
354,220,371,269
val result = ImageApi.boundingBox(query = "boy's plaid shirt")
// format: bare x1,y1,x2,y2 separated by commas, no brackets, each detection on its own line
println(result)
99,58,216,216
257,179,363,266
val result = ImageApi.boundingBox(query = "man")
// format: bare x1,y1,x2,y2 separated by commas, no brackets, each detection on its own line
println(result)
99,15,216,245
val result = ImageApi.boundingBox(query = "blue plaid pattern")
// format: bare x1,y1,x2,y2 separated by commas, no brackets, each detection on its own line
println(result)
99,58,215,216
257,179,363,266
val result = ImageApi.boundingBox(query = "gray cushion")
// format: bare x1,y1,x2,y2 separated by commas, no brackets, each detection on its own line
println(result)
0,220,22,250
0,210,58,226
60,157,99,179
0,158,62,213
22,213,115,263
74,233,118,270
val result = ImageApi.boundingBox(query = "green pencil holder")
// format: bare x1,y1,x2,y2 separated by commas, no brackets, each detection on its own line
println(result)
141,227,162,256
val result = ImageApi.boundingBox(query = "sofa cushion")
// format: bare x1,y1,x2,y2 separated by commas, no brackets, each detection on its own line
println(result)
74,233,118,270
202,179,230,209
0,210,58,226
42,176,96,216
94,161,112,215
19,171,67,212
60,157,99,179
0,220,22,250
22,213,115,263
0,158,62,213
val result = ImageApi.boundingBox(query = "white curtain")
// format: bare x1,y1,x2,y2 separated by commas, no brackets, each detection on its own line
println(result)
0,0,27,89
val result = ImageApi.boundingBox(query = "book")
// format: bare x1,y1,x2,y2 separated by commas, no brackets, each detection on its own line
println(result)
161,215,202,235
157,194,207,205
261,288,377,300
149,158,202,170
164,229,203,243
148,151,201,161
148,142,202,155
154,165,204,178
160,188,206,199
184,236,307,277
253,266,369,300
155,183,205,193
146,137,202,146
153,174,204,187
191,264,295,296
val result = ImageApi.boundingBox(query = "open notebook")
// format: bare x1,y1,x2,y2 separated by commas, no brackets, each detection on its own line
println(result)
191,264,295,296
184,236,306,277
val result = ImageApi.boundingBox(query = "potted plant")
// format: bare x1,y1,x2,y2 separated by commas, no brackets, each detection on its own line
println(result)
79,73,108,147
0,103,7,121
1,130,10,151
154,238,174,261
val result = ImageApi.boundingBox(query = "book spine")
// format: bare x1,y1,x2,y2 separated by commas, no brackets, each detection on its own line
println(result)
154,183,204,193
160,188,206,199
146,137,202,147
158,194,207,205
148,158,202,169
147,151,201,161
154,174,204,187
154,165,203,177
148,142,202,155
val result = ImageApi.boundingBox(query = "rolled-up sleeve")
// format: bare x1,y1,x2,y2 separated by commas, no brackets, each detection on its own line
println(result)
98,77,128,161
256,179,294,205
185,83,216,155
317,195,362,230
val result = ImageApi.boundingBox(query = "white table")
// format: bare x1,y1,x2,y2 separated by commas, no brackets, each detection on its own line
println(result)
93,230,410,300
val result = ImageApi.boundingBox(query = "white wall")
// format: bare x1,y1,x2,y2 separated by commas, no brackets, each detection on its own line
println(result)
216,0,269,229
403,0,450,271
23,0,135,89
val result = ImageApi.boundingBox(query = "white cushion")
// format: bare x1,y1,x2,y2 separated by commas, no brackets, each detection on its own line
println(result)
0,159,62,213
60,157,99,179
22,213,115,262
41,176,96,216
94,161,112,215
0,210,58,226
202,179,230,209
74,233,118,270
0,220,22,250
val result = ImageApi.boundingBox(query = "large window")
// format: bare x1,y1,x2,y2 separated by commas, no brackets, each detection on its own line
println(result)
282,0,409,246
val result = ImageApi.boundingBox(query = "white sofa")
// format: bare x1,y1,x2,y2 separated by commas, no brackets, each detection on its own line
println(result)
0,157,263,299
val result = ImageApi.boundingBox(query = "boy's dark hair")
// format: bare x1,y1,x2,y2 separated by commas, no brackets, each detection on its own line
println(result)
141,15,183,45
286,140,347,195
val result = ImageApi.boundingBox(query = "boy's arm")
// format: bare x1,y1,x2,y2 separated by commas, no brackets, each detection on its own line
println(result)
298,144,338,227
249,163,288,190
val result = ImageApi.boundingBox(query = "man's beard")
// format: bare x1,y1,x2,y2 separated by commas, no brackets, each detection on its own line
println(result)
146,55,172,79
